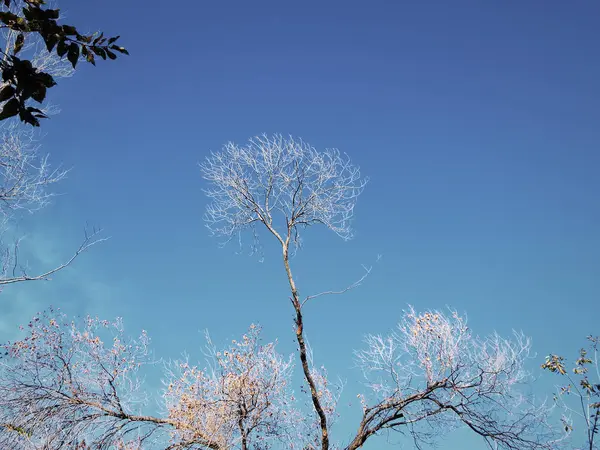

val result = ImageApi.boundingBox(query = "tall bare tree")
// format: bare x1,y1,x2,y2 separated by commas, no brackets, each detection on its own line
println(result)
202,134,367,450
201,134,562,450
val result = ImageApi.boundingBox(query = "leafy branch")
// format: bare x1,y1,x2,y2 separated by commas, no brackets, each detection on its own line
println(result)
0,0,127,126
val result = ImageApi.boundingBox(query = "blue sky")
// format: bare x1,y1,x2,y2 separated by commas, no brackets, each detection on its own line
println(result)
1,0,599,448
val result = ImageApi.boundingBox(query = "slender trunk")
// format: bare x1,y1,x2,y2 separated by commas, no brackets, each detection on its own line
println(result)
237,402,249,450
283,245,329,450
590,410,598,450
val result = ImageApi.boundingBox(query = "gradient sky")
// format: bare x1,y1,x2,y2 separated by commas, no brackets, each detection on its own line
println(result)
1,1,599,449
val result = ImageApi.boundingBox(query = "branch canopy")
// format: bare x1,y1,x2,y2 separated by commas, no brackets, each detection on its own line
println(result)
201,133,368,251
350,307,563,450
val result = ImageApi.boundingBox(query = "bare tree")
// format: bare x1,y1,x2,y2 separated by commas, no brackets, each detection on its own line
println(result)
201,134,562,450
202,133,368,450
0,309,166,449
0,309,304,449
164,324,303,449
351,307,562,449
542,336,600,450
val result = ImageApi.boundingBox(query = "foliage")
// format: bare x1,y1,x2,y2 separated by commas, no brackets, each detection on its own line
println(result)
0,0,127,126
542,336,600,449
164,325,301,449
0,310,304,449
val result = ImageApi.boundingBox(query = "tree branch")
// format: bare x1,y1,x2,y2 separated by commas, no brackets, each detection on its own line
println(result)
0,226,107,286
302,263,373,307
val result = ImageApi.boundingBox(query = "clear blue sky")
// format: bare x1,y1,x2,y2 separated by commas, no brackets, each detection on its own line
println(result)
1,1,599,448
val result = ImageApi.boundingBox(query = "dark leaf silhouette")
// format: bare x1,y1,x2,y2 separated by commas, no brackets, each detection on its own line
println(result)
0,0,127,126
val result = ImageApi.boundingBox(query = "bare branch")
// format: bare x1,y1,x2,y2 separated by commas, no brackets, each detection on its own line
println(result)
0,124,68,218
0,226,108,287
303,263,373,307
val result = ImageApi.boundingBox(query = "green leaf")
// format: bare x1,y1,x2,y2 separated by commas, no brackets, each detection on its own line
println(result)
21,7,33,21
27,107,47,122
542,354,567,375
19,107,39,126
62,25,77,36
15,16,28,30
0,1,125,127
93,32,104,45
14,57,34,72
78,34,93,44
0,98,20,120
81,45,96,65
110,45,129,55
85,51,95,65
31,86,46,103
2,67,14,82
67,43,79,68
44,8,59,20
91,46,106,60
4,423,32,437
56,39,68,57
22,6,44,21
44,33,59,52
0,85,15,102
0,11,19,23
14,33,25,55
581,378,593,392
37,72,56,88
